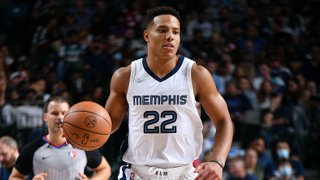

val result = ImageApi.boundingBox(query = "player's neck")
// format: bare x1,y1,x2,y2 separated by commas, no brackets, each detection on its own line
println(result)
146,55,179,78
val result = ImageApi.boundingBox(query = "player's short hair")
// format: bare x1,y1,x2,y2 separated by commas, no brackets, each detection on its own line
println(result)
43,96,69,113
144,6,181,29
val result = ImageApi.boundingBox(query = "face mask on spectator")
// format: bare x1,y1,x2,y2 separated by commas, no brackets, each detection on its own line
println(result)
277,149,289,159
279,165,293,177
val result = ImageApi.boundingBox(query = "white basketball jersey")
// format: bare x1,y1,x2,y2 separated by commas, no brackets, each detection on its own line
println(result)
124,56,203,168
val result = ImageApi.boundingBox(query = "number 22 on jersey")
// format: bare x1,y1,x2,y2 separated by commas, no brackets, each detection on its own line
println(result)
143,110,177,133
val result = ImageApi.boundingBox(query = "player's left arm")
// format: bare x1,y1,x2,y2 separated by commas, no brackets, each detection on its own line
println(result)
192,64,234,179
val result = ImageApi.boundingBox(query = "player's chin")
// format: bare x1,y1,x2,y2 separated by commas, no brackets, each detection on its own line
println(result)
161,51,177,59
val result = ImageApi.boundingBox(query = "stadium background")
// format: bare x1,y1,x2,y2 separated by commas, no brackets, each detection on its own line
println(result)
0,0,319,179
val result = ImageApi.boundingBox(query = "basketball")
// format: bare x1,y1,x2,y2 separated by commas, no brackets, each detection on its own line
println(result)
62,101,112,151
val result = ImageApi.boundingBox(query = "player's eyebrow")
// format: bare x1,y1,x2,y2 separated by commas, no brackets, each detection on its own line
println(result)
157,25,180,30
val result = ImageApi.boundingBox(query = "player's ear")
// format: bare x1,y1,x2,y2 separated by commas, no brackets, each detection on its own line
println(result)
144,30,149,43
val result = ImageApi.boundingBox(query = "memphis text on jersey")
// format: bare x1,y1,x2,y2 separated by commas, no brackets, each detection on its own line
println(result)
133,95,188,105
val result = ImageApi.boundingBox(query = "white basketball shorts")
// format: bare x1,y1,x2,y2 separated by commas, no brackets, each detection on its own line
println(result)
118,164,198,180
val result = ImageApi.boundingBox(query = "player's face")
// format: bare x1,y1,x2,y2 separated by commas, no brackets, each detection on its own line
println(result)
144,14,180,59
44,101,69,133
0,143,16,168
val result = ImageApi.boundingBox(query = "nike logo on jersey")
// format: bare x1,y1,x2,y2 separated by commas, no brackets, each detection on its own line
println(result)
42,156,51,160
136,77,149,83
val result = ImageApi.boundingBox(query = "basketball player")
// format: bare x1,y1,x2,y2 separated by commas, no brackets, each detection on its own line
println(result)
105,6,234,179
9,96,111,180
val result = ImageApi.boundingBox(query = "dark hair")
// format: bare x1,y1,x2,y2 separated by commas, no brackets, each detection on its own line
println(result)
43,96,69,113
144,6,181,29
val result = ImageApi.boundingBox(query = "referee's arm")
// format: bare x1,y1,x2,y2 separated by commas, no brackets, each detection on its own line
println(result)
90,156,111,180
9,168,27,180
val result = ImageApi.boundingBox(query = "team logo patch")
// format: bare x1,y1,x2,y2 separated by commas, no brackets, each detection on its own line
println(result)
68,150,77,158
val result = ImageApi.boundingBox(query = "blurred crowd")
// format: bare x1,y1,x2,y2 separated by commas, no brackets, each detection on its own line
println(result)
0,0,319,179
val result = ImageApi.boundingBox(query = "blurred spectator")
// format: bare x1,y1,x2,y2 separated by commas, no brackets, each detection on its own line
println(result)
259,110,276,149
244,148,264,180
105,34,123,72
301,46,320,84
200,120,216,161
273,139,304,180
224,80,252,141
275,160,297,180
249,136,276,179
306,80,317,97
237,76,258,109
269,58,291,86
256,79,282,112
184,29,207,58
56,30,86,82
91,0,110,34
0,0,319,178
31,4,60,69
283,78,311,162
226,156,258,180
309,92,320,172
0,60,14,138
122,28,146,59
206,61,226,94
209,61,232,95
186,9,213,41
283,78,301,107
217,7,232,37
0,60,6,106
59,13,80,40
90,86,107,106
0,136,19,180
66,0,92,35
241,23,267,62
122,1,144,28
253,62,272,91
14,89,44,146
0,45,14,71
206,31,226,60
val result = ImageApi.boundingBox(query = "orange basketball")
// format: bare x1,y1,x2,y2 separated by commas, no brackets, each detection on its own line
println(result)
62,101,112,151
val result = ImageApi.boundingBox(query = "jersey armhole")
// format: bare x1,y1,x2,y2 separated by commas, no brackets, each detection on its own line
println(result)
187,60,197,103
187,60,201,115
126,60,137,100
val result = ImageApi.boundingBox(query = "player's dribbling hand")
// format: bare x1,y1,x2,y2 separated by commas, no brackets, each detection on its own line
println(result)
194,162,223,180
32,172,48,180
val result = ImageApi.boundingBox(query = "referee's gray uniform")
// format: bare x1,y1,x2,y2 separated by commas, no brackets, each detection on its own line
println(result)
14,136,103,180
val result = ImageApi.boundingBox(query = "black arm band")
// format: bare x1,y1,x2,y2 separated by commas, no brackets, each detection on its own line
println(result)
210,160,224,168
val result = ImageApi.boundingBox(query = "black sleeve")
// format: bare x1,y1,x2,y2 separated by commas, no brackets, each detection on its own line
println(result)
85,150,103,168
15,138,44,175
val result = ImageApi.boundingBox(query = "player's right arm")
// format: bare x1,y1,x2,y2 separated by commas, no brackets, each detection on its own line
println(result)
105,66,131,133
